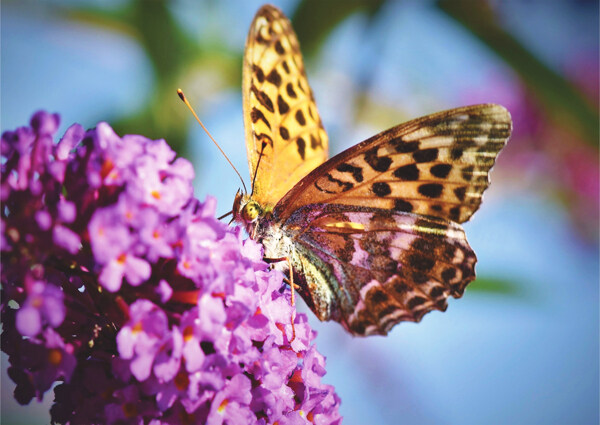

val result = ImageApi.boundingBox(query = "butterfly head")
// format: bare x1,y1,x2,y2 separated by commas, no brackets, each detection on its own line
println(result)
232,189,269,230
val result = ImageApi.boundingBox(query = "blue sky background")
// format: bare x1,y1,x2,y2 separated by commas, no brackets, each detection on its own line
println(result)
2,1,598,424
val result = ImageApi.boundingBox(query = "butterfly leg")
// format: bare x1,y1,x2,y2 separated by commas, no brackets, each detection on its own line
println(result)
264,256,297,343
288,256,296,343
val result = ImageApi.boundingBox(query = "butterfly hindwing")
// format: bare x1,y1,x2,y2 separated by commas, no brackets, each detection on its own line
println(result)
275,104,511,224
243,5,328,209
280,204,476,336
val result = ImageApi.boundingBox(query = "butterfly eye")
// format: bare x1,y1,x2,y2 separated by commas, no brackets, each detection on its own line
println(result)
241,201,263,223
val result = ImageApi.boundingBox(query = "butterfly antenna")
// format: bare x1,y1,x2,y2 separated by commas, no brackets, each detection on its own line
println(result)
177,89,248,194
250,142,267,197
217,210,233,221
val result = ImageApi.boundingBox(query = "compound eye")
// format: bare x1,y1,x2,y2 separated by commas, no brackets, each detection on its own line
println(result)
241,203,260,222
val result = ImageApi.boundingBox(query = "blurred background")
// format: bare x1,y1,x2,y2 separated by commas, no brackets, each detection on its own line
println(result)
2,0,598,424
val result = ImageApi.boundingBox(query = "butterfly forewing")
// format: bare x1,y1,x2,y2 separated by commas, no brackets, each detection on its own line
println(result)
280,205,476,336
274,104,511,224
243,5,328,209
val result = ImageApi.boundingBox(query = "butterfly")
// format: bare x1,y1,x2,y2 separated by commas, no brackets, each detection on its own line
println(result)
231,4,512,336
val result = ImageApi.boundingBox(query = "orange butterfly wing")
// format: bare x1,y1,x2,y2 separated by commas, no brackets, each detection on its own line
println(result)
242,5,328,209
274,104,512,224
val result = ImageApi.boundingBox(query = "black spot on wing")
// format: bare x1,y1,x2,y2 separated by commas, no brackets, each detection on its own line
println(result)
412,272,429,284
251,107,270,129
418,183,443,198
451,148,463,160
441,267,456,282
277,95,289,114
449,207,461,221
336,163,364,183
280,126,289,140
297,137,306,160
286,83,297,98
274,40,285,54
393,164,419,181
295,109,306,126
266,69,282,86
310,135,321,149
407,253,435,272
430,286,444,298
413,148,438,163
454,186,466,201
407,296,427,309
368,288,389,304
372,182,391,197
326,174,354,192
394,199,413,212
394,281,410,295
461,166,474,182
364,148,392,172
393,140,420,153
251,86,274,113
430,164,452,178
252,65,265,83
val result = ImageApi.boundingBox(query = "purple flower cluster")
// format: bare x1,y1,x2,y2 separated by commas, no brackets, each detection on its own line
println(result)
1,112,341,424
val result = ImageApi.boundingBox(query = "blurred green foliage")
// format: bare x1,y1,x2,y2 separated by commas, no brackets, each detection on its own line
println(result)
470,276,525,297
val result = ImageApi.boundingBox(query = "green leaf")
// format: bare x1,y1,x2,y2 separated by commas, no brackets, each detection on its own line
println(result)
469,276,523,297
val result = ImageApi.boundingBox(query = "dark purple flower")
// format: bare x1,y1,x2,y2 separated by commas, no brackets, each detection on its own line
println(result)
16,280,65,337
207,374,254,425
179,310,206,372
30,110,60,136
116,300,170,381
1,111,341,424
157,279,173,303
33,329,77,394
34,210,53,231
138,209,177,262
105,385,158,425
89,206,152,291
53,224,81,254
